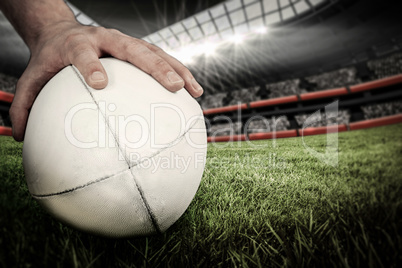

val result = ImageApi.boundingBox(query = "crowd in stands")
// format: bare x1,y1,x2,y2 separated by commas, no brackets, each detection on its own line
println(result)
246,116,290,133
207,110,353,136
294,110,351,128
0,73,17,94
225,87,261,106
200,52,402,110
205,98,402,135
367,53,402,79
205,98,402,136
305,67,361,91
207,116,290,137
208,122,242,136
266,79,306,99
361,101,402,119
0,73,16,127
201,66,362,109
199,93,226,110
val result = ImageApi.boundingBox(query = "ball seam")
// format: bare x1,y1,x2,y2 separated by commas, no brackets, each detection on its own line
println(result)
71,65,162,233
67,64,202,233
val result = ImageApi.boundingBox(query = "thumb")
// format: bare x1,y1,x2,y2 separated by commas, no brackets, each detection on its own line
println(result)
9,65,53,141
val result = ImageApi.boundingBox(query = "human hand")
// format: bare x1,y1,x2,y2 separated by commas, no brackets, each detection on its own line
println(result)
10,21,204,141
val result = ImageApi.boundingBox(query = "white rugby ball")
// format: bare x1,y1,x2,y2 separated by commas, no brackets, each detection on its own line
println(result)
23,57,207,237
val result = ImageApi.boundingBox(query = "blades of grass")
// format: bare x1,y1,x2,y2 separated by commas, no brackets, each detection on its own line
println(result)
127,240,148,264
71,245,78,268
144,237,148,267
350,236,365,261
331,234,350,268
369,243,384,268
85,252,104,268
377,227,396,252
267,224,283,246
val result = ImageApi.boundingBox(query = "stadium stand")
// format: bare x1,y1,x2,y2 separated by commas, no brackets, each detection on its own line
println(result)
246,116,290,133
202,71,402,141
207,109,352,137
226,87,261,106
0,73,17,94
207,114,402,143
199,65,364,108
198,52,402,109
295,110,351,128
200,93,226,110
0,73,15,127
361,100,402,120
208,116,291,137
368,53,402,79
267,79,306,99
208,122,242,136
305,67,361,91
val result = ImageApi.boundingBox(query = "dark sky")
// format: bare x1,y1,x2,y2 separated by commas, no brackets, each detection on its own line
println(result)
69,0,225,38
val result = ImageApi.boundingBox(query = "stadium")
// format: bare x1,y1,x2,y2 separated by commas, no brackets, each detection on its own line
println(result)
0,0,401,266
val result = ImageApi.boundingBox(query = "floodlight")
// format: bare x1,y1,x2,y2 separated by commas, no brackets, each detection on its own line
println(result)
256,26,268,34
231,34,244,44
203,42,218,56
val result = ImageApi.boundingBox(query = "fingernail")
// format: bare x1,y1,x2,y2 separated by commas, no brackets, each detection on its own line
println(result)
91,71,105,82
191,78,203,94
167,72,183,84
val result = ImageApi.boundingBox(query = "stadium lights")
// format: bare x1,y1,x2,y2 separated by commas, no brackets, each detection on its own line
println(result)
255,26,268,34
202,42,218,57
168,26,269,64
167,41,219,65
168,45,197,64
231,34,244,44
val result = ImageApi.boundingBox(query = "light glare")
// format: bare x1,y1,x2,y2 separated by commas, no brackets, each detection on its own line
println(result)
231,34,244,44
256,26,268,34
203,42,217,57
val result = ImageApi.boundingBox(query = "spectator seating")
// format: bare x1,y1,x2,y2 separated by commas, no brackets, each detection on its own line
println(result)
295,110,351,128
267,79,306,99
201,66,362,108
0,73,17,94
207,116,291,137
361,101,402,119
246,116,290,133
367,53,402,79
200,93,226,110
305,67,361,91
227,86,261,106
208,122,242,136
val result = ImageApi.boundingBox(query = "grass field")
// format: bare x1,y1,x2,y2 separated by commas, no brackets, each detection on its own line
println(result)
1,124,402,267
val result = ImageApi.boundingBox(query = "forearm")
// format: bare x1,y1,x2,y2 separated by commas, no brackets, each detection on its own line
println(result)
0,0,76,50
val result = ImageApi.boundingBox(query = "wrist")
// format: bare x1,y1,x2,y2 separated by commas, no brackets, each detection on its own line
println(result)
25,3,77,50
0,0,77,51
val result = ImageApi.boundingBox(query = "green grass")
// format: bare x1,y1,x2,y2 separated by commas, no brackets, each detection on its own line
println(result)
1,124,402,267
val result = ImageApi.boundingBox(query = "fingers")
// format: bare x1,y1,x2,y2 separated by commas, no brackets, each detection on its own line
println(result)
146,43,204,98
101,30,203,97
102,34,184,92
65,34,108,89
9,66,52,141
